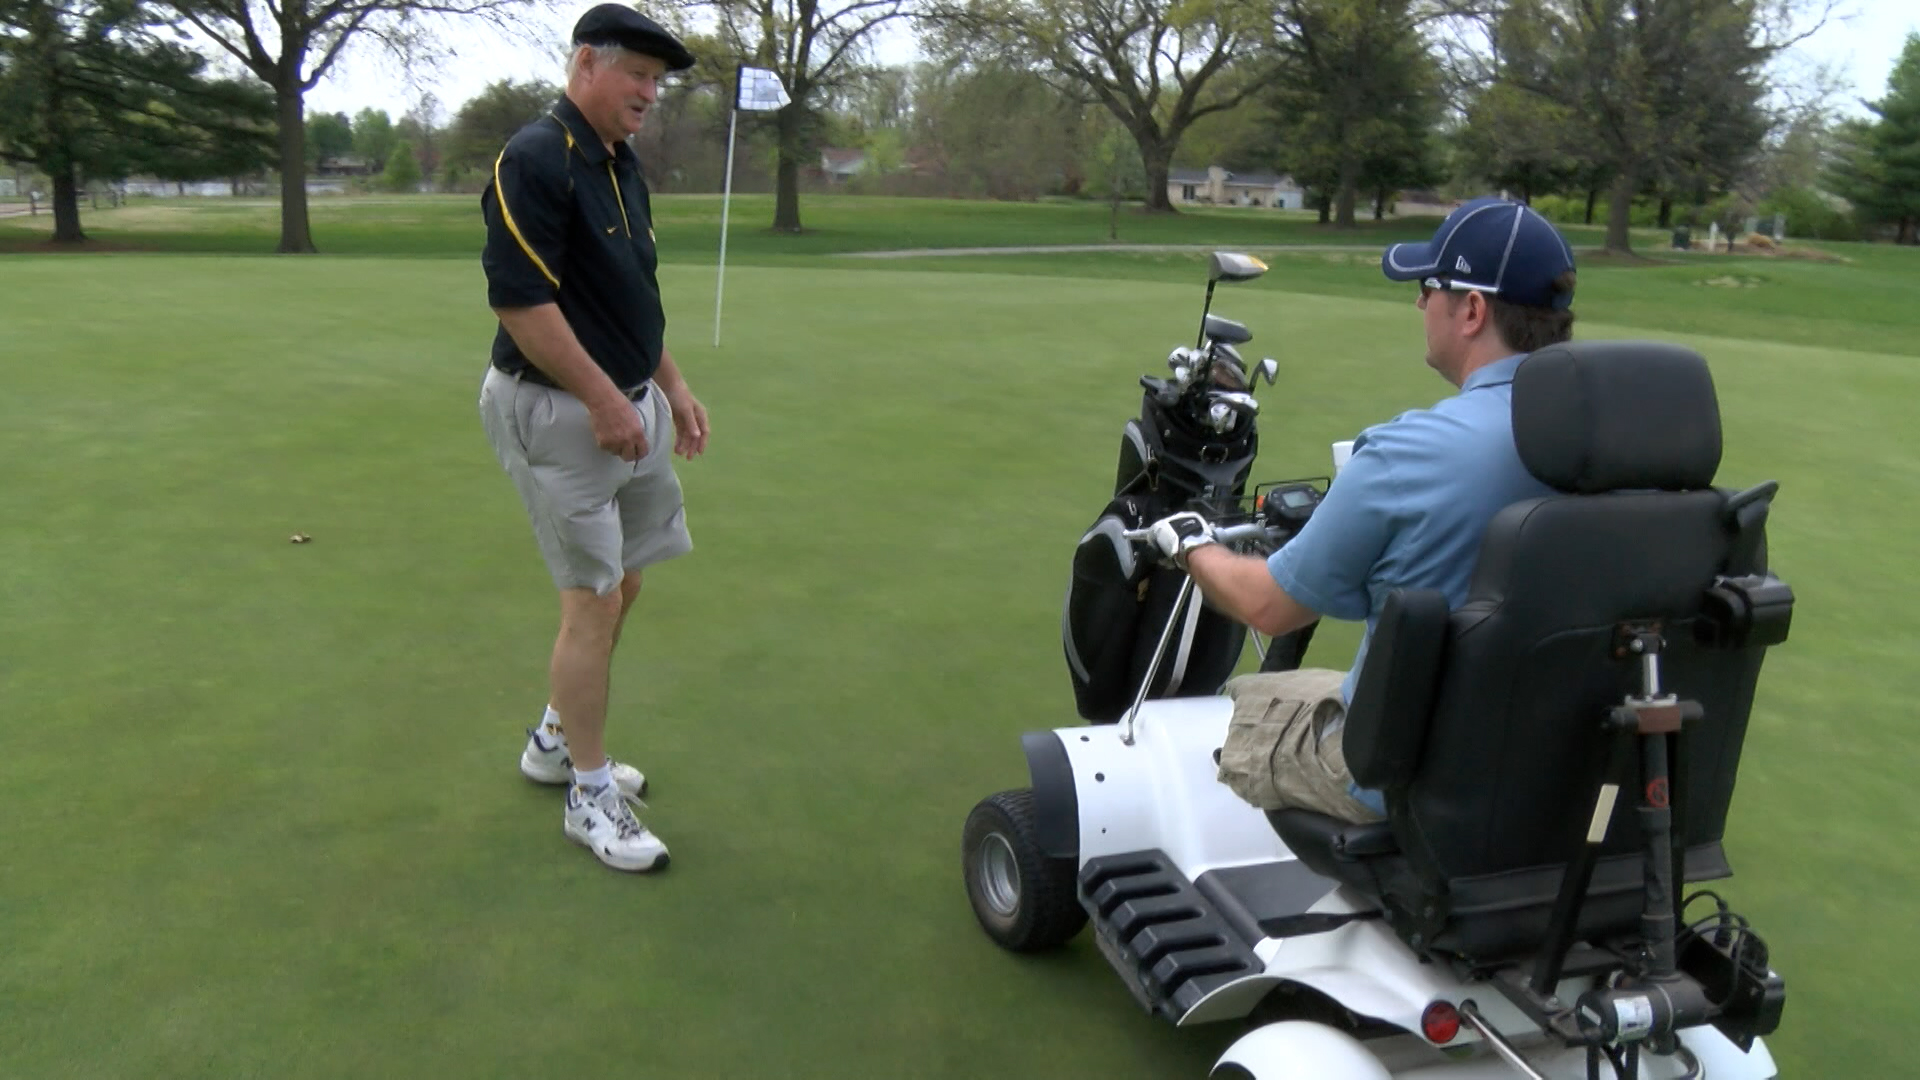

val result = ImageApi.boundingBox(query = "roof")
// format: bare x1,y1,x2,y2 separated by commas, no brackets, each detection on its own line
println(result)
1220,170,1290,188
1166,166,1298,189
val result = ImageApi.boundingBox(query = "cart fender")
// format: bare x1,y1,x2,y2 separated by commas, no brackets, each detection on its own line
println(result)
1020,731,1078,860
1212,1021,1391,1080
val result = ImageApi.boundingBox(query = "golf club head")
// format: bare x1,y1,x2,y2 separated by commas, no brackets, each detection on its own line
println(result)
1208,252,1268,284
1211,390,1259,416
1203,315,1252,346
1256,358,1279,386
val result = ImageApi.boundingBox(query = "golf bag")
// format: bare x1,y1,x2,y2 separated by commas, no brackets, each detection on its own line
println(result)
1063,393,1260,723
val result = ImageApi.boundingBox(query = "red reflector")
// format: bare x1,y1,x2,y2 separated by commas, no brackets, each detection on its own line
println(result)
1421,1000,1461,1044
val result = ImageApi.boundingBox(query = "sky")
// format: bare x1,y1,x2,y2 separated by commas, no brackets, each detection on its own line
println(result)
298,1,1918,125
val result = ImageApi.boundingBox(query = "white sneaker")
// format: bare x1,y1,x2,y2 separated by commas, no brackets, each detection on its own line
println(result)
519,720,648,798
564,784,670,872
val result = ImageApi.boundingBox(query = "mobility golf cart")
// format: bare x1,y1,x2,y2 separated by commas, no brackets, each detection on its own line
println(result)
963,256,1794,1079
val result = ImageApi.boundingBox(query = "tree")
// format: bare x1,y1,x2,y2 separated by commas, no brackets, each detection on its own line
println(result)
672,0,913,231
1827,33,1920,244
381,137,418,190
1085,117,1146,237
352,106,395,167
1455,82,1584,203
394,93,440,192
0,0,273,241
1494,0,1824,254
906,60,1085,199
1260,0,1449,228
443,77,557,178
156,0,531,252
928,0,1262,212
305,109,351,167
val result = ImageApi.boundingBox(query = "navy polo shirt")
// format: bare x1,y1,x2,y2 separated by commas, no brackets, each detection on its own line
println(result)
482,95,666,392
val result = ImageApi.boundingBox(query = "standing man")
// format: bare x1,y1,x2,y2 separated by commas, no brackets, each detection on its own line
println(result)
1144,198,1577,824
478,4,706,873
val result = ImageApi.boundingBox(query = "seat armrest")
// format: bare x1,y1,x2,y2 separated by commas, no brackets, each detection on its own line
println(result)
1344,588,1450,790
1335,822,1399,858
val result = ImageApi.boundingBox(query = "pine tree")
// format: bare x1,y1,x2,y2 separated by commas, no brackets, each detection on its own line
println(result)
1828,34,1920,244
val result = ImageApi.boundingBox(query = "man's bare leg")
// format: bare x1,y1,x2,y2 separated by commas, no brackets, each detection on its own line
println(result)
548,587,623,773
612,569,642,651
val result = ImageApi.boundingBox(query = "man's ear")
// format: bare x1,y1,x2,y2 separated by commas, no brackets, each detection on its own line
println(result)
1465,292,1493,337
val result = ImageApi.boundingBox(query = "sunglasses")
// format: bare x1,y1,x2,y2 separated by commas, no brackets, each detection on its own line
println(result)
1420,276,1502,300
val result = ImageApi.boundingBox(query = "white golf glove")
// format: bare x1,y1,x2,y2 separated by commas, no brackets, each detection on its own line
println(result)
1147,511,1217,569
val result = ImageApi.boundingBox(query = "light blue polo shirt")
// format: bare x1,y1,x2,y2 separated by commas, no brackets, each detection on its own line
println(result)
1267,354,1556,810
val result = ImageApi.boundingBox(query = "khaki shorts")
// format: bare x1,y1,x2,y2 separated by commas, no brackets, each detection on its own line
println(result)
479,365,692,596
1217,669,1385,824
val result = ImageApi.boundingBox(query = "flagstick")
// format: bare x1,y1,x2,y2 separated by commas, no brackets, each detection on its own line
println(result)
714,107,739,347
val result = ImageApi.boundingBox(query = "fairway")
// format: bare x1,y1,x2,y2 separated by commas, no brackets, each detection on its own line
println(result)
1,214,1916,1078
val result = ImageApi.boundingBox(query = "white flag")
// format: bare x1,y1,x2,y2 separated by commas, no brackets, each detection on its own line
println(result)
736,65,791,112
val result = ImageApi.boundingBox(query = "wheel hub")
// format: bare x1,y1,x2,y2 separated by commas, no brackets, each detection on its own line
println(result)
977,833,1021,918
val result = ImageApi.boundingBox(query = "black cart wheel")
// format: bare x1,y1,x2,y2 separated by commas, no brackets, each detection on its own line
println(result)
962,789,1087,952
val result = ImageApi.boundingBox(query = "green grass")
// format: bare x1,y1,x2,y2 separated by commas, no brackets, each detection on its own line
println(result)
0,191,1594,257
1,202,1917,1078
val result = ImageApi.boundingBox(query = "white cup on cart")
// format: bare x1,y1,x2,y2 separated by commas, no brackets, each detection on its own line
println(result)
1331,440,1355,475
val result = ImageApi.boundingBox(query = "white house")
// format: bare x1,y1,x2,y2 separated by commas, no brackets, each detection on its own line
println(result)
1168,165,1306,210
819,148,867,182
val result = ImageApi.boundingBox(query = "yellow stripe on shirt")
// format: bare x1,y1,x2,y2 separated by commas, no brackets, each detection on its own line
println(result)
493,149,560,289
607,162,631,238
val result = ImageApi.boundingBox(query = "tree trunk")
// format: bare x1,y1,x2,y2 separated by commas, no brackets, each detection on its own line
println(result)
1657,196,1673,230
1900,217,1917,245
1139,137,1173,213
1605,172,1635,254
1334,158,1359,228
1584,187,1599,225
772,106,803,232
1109,195,1119,240
1317,194,1331,224
1373,188,1388,221
275,86,317,253
50,164,84,243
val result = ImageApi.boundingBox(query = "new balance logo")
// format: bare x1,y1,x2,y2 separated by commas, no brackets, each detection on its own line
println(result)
1454,255,1472,274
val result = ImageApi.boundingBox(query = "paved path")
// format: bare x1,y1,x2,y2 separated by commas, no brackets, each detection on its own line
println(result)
833,243,1387,258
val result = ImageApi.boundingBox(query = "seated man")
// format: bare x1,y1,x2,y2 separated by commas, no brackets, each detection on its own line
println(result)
1147,198,1579,823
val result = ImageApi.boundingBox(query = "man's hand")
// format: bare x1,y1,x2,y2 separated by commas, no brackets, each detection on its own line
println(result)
668,386,709,459
589,397,649,462
1146,511,1217,569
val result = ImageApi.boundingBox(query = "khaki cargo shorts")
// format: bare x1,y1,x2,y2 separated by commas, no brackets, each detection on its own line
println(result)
479,365,693,596
1217,669,1385,824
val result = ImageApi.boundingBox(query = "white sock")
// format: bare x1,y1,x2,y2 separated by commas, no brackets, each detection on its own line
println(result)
574,763,613,792
540,704,563,736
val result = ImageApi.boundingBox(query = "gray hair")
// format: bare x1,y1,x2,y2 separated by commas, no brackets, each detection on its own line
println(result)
567,42,630,80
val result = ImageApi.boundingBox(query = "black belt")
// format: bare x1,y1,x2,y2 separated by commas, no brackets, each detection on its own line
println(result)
502,363,648,402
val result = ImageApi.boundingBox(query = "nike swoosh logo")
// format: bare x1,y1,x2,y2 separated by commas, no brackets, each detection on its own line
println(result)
606,225,618,234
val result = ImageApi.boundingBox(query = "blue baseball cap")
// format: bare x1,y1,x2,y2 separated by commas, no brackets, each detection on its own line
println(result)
1381,198,1576,310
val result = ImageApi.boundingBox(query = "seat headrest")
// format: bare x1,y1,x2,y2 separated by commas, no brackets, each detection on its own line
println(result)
1512,341,1722,494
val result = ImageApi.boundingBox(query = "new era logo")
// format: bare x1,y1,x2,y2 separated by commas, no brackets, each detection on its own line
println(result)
1454,256,1472,274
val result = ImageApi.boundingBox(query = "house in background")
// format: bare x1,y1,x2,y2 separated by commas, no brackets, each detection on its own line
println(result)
1168,165,1306,210
819,148,867,183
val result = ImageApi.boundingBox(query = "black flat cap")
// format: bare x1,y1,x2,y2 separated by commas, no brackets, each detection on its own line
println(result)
571,4,695,71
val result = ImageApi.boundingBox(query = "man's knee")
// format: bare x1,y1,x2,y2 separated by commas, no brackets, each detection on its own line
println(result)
620,570,643,605
559,587,625,640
